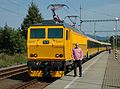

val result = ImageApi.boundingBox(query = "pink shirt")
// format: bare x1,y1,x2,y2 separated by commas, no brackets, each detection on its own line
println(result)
72,48,83,60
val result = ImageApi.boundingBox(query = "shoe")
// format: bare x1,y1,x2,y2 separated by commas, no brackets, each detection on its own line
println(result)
74,75,77,77
79,75,82,77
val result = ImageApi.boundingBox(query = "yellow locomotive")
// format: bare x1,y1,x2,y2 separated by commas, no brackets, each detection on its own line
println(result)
27,20,111,77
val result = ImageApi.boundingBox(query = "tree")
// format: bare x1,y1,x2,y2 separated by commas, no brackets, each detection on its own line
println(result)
21,2,43,38
1,24,13,53
0,24,26,54
0,27,4,53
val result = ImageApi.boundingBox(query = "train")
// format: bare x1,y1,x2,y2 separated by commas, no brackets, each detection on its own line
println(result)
27,20,111,77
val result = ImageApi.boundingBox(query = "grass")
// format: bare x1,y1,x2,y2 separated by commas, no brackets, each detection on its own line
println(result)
0,53,27,68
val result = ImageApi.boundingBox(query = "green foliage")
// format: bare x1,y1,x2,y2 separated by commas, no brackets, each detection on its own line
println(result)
21,2,43,38
0,24,26,54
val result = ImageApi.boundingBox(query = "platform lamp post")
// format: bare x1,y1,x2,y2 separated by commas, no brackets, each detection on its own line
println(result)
115,17,119,53
113,28,116,54
112,33,115,53
114,17,119,60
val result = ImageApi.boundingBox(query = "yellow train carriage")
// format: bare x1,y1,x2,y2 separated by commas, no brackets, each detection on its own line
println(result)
87,37,111,58
100,42,111,51
87,37,100,57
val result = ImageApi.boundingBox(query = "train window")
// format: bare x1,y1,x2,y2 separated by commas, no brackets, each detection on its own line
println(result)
66,30,68,40
48,28,63,38
30,28,45,38
88,40,100,48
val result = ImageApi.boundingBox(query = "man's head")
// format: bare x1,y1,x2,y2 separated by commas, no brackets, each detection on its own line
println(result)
75,43,79,48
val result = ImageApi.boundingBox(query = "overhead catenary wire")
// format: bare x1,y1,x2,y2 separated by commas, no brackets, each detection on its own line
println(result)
53,0,118,23
0,6,23,16
64,0,116,18
53,0,116,19
83,8,117,18
6,0,27,11
65,0,80,15
63,0,119,33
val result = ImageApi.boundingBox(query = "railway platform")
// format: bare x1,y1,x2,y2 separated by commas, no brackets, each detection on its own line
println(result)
44,51,120,89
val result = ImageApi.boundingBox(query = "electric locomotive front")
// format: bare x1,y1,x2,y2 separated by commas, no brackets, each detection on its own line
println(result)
27,20,68,77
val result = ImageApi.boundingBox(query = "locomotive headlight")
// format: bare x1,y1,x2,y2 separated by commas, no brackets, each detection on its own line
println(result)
55,54,59,58
30,54,34,57
55,54,63,58
34,53,38,57
59,54,63,58
30,53,38,57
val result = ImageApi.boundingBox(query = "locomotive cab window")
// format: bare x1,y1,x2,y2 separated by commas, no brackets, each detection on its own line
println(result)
48,28,63,38
30,28,45,39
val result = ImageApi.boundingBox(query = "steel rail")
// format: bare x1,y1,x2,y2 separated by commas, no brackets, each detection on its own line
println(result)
6,79,38,89
0,64,28,79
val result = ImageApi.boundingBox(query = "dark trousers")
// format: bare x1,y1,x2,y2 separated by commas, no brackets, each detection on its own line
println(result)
73,60,82,76
109,49,111,54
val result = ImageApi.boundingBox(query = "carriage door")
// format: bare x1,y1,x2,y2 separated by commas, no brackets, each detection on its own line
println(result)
65,29,71,59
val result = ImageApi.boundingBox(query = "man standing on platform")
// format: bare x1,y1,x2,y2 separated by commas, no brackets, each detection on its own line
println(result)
108,47,111,54
72,43,84,77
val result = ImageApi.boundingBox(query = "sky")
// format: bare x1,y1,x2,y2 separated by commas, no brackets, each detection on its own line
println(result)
0,0,120,37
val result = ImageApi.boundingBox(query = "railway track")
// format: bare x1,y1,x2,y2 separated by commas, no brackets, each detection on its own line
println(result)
6,79,38,89
0,64,28,79
6,78,57,89
0,64,57,89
